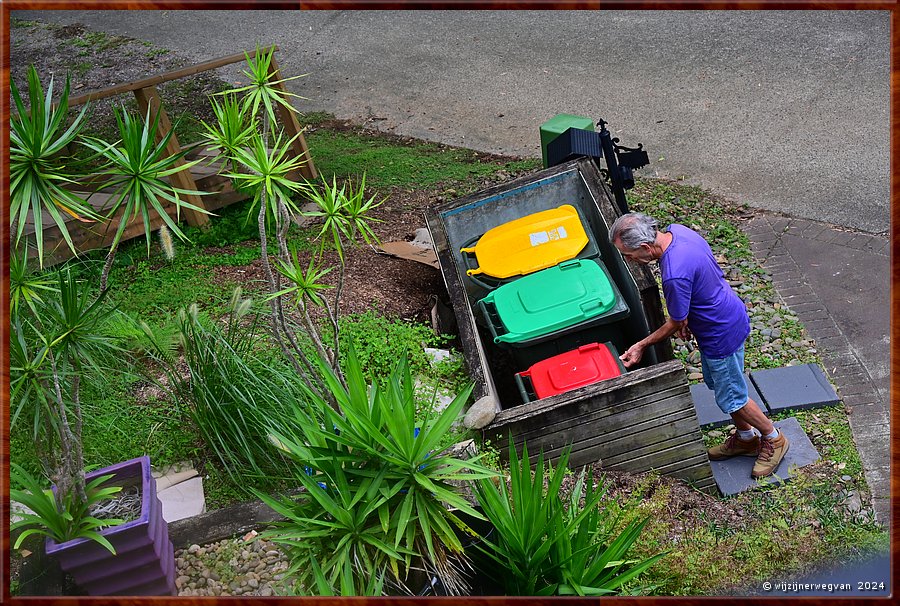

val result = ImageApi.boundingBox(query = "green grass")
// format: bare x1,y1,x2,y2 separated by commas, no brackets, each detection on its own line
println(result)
145,47,170,59
596,470,887,596
337,310,467,393
306,127,539,190
103,253,231,319
68,31,128,53
11,18,40,28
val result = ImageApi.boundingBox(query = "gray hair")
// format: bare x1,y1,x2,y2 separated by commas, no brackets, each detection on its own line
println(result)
609,212,659,250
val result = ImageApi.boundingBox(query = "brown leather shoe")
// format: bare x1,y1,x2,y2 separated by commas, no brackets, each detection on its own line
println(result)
708,433,760,460
752,432,790,478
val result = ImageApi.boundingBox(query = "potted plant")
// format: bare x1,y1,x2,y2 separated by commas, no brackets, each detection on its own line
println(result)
9,64,207,596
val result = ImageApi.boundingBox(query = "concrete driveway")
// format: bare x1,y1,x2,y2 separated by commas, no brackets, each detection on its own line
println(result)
12,9,890,233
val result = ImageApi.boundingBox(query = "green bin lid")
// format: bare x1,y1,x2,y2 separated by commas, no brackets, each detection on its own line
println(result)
483,259,623,344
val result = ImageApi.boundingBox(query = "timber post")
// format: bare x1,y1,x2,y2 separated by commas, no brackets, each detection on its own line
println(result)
133,85,209,228
268,54,317,181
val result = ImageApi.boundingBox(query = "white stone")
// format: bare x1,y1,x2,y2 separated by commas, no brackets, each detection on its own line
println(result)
463,395,498,429
414,377,456,412
447,439,477,460
423,347,455,366
411,227,433,248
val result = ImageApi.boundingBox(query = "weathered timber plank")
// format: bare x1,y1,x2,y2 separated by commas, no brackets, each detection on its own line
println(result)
581,408,701,455
501,383,691,445
653,453,718,482
488,360,685,426
66,46,278,107
605,434,705,470
168,493,291,549
517,410,700,464
424,206,492,402
484,357,714,490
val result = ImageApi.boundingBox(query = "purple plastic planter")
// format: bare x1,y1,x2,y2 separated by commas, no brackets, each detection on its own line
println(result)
45,455,177,596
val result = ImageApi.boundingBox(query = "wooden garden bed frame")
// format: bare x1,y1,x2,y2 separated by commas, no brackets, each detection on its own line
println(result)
28,45,316,266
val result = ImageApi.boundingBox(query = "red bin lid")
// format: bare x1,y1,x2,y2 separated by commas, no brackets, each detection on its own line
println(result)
521,342,624,399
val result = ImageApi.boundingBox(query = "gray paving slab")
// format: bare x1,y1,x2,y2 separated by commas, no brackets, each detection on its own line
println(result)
749,363,840,413
689,374,764,427
709,418,819,497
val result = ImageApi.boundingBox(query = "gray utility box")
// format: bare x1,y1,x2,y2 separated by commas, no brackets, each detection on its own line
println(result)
425,158,716,493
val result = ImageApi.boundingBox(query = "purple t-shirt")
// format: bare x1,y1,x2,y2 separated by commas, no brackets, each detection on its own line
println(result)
659,224,750,358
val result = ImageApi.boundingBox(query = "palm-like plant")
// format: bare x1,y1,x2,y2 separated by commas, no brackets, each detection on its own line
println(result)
81,105,210,291
10,267,124,547
225,44,307,128
204,45,395,406
11,464,124,555
473,443,666,596
10,65,102,268
11,246,58,317
284,175,383,383
257,348,496,596
219,128,318,379
200,93,258,170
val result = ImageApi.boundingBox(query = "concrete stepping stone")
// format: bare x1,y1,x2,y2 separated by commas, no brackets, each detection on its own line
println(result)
709,417,819,496
749,363,839,413
154,461,206,523
158,476,206,523
689,373,764,427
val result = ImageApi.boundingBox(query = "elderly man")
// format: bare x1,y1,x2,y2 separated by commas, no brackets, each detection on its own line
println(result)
609,212,788,478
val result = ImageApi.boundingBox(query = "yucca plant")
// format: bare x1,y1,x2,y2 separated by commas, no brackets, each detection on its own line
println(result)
473,442,666,596
256,347,496,596
10,246,58,317
274,175,383,392
200,93,258,171
10,65,103,268
226,43,307,128
206,46,386,406
81,105,210,291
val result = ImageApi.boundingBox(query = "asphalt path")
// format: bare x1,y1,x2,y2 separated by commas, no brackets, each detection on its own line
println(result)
13,10,890,233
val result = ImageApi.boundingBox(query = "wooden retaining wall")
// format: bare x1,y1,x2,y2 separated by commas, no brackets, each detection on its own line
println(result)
484,359,717,493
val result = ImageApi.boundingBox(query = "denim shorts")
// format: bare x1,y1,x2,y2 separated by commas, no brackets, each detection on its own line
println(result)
700,344,749,415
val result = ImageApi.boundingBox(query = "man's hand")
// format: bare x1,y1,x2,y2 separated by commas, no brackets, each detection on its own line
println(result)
677,323,692,341
619,342,646,368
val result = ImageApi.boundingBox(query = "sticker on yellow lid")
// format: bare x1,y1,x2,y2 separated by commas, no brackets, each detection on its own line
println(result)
461,205,589,279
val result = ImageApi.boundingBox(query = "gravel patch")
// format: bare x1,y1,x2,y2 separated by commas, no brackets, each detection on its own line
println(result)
174,531,292,597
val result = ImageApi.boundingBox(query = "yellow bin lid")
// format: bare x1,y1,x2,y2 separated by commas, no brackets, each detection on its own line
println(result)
461,205,589,279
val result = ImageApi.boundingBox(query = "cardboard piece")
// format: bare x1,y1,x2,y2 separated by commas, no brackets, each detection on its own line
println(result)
376,240,439,269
